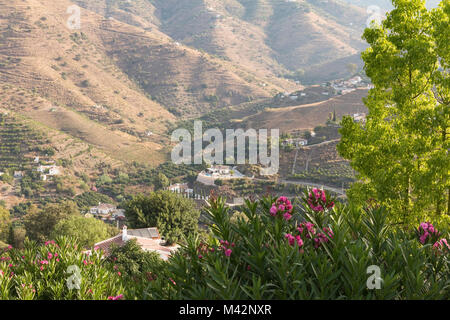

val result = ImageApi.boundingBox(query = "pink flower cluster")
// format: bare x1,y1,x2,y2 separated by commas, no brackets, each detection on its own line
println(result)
307,188,334,212
286,222,334,250
219,240,234,257
270,196,293,220
297,222,316,239
417,222,441,244
107,294,124,300
313,227,334,249
433,238,450,253
285,233,304,249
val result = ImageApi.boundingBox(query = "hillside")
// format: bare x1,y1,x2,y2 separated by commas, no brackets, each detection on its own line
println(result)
237,89,368,132
74,0,368,85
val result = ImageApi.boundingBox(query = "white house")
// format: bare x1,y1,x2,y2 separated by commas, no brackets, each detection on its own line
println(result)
282,138,308,147
207,165,231,175
353,113,366,123
90,203,117,215
93,226,179,261
167,183,193,194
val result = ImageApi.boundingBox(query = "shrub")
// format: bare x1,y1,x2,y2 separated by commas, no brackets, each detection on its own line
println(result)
0,237,124,300
142,190,449,300
124,191,200,245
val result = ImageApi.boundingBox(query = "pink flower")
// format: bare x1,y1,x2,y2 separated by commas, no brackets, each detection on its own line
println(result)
285,233,296,246
198,255,203,259
169,278,176,285
117,272,121,276
47,253,53,260
283,212,292,220
270,206,278,216
307,188,334,212
420,233,429,244
40,260,49,265
224,249,232,257
270,196,293,218
295,235,303,247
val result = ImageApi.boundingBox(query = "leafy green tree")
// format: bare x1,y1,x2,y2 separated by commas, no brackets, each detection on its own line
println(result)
7,225,26,249
52,216,117,247
96,174,113,186
23,201,80,243
338,0,449,224
1,173,13,184
124,191,200,244
153,172,169,191
107,238,163,277
0,205,10,242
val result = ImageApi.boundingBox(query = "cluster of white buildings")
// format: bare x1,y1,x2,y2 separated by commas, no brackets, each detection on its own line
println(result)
330,76,366,95
89,203,126,227
281,138,308,148
197,165,246,186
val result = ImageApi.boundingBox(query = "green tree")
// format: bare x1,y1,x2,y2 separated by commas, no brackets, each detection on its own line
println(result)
52,216,116,247
337,0,449,224
107,238,164,277
153,172,169,191
7,225,26,249
0,206,10,242
124,191,200,244
23,201,80,243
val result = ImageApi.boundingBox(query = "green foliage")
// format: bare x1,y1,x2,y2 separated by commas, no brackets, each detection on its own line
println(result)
0,206,10,242
7,225,26,249
338,0,450,224
124,191,200,245
142,195,449,300
52,216,117,248
153,172,169,191
23,201,80,243
96,174,113,187
73,192,114,211
0,237,124,300
106,238,168,297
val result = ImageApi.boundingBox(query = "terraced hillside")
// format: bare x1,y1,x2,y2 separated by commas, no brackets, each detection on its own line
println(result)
279,140,355,188
240,89,368,131
0,113,48,172
74,0,369,85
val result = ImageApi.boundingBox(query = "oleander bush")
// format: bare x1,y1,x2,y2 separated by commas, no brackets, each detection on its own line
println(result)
142,190,449,300
1,190,448,300
0,237,124,300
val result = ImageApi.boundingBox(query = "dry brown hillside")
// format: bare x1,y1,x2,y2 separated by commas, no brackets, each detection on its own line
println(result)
240,89,368,132
74,0,368,86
